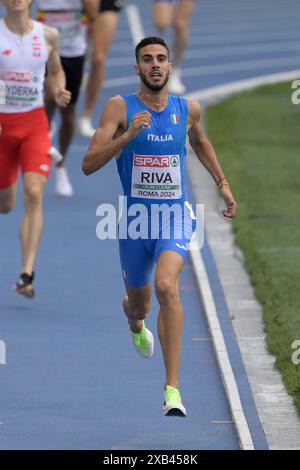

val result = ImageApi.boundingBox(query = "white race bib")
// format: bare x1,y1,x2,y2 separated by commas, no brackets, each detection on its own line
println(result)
131,154,182,199
0,80,6,105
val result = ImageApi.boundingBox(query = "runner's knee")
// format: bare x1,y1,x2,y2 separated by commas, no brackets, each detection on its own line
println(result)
174,18,188,35
61,106,76,125
153,8,172,31
91,52,106,68
155,19,169,32
24,184,43,208
155,277,177,304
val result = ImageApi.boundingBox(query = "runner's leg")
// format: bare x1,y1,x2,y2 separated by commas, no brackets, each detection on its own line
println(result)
18,108,51,277
20,172,47,275
152,0,174,31
173,0,195,68
82,12,120,120
155,250,184,389
123,283,152,333
58,56,84,165
58,104,76,167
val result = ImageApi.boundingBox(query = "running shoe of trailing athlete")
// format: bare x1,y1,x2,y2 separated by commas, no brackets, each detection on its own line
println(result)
13,272,35,299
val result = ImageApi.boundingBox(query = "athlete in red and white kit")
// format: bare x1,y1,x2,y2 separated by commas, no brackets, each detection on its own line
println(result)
0,0,71,298
35,0,98,196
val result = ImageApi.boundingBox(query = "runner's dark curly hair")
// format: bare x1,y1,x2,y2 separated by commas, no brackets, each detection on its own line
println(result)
135,37,170,63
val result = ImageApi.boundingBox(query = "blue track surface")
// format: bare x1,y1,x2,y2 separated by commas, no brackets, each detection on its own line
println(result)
1,0,299,450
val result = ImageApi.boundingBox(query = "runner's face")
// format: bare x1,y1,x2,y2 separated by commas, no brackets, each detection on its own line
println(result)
2,0,32,12
136,44,171,92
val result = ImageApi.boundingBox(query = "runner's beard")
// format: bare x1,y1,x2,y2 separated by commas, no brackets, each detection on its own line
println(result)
140,71,169,91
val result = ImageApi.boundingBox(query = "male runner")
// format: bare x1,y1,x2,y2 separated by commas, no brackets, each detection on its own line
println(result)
0,0,71,298
35,0,98,196
82,37,236,416
79,0,123,138
153,0,196,94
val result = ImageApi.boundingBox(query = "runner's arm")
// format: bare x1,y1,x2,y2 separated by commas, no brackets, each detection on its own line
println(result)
44,26,71,107
187,99,237,218
82,97,151,175
187,99,227,183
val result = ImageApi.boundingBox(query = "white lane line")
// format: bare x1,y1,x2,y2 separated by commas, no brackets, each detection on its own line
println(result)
187,30,300,45
189,240,255,450
211,421,233,424
111,32,300,51
192,337,211,342
103,76,138,88
103,57,300,88
189,13,299,24
113,31,300,52
125,4,144,45
187,68,300,450
106,42,300,68
185,70,300,103
188,22,300,34
196,3,299,13
0,339,6,365
189,18,300,27
183,41,300,60
106,57,135,66
178,56,300,78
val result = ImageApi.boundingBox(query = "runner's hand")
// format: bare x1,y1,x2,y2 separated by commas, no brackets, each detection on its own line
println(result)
126,111,151,142
219,185,237,218
54,88,72,108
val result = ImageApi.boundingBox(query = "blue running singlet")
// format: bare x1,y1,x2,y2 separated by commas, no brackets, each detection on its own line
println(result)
117,94,196,288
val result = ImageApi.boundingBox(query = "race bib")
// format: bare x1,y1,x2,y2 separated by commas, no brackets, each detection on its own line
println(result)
0,80,6,105
131,154,182,199
3,82,39,108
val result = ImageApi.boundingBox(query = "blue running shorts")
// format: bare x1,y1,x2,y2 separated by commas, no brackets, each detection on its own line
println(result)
118,201,196,288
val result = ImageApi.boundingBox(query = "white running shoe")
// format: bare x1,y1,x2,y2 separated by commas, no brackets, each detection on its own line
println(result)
55,167,74,197
49,122,57,139
168,69,186,95
79,116,96,138
130,321,154,358
48,146,63,164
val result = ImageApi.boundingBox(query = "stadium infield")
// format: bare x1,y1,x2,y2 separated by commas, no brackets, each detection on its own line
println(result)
205,81,300,414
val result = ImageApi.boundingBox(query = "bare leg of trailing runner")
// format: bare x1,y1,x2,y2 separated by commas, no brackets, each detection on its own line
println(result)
36,1,97,195
0,0,71,298
153,0,196,94
79,0,123,138
44,94,75,197
18,172,47,297
43,80,63,164
48,56,85,197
